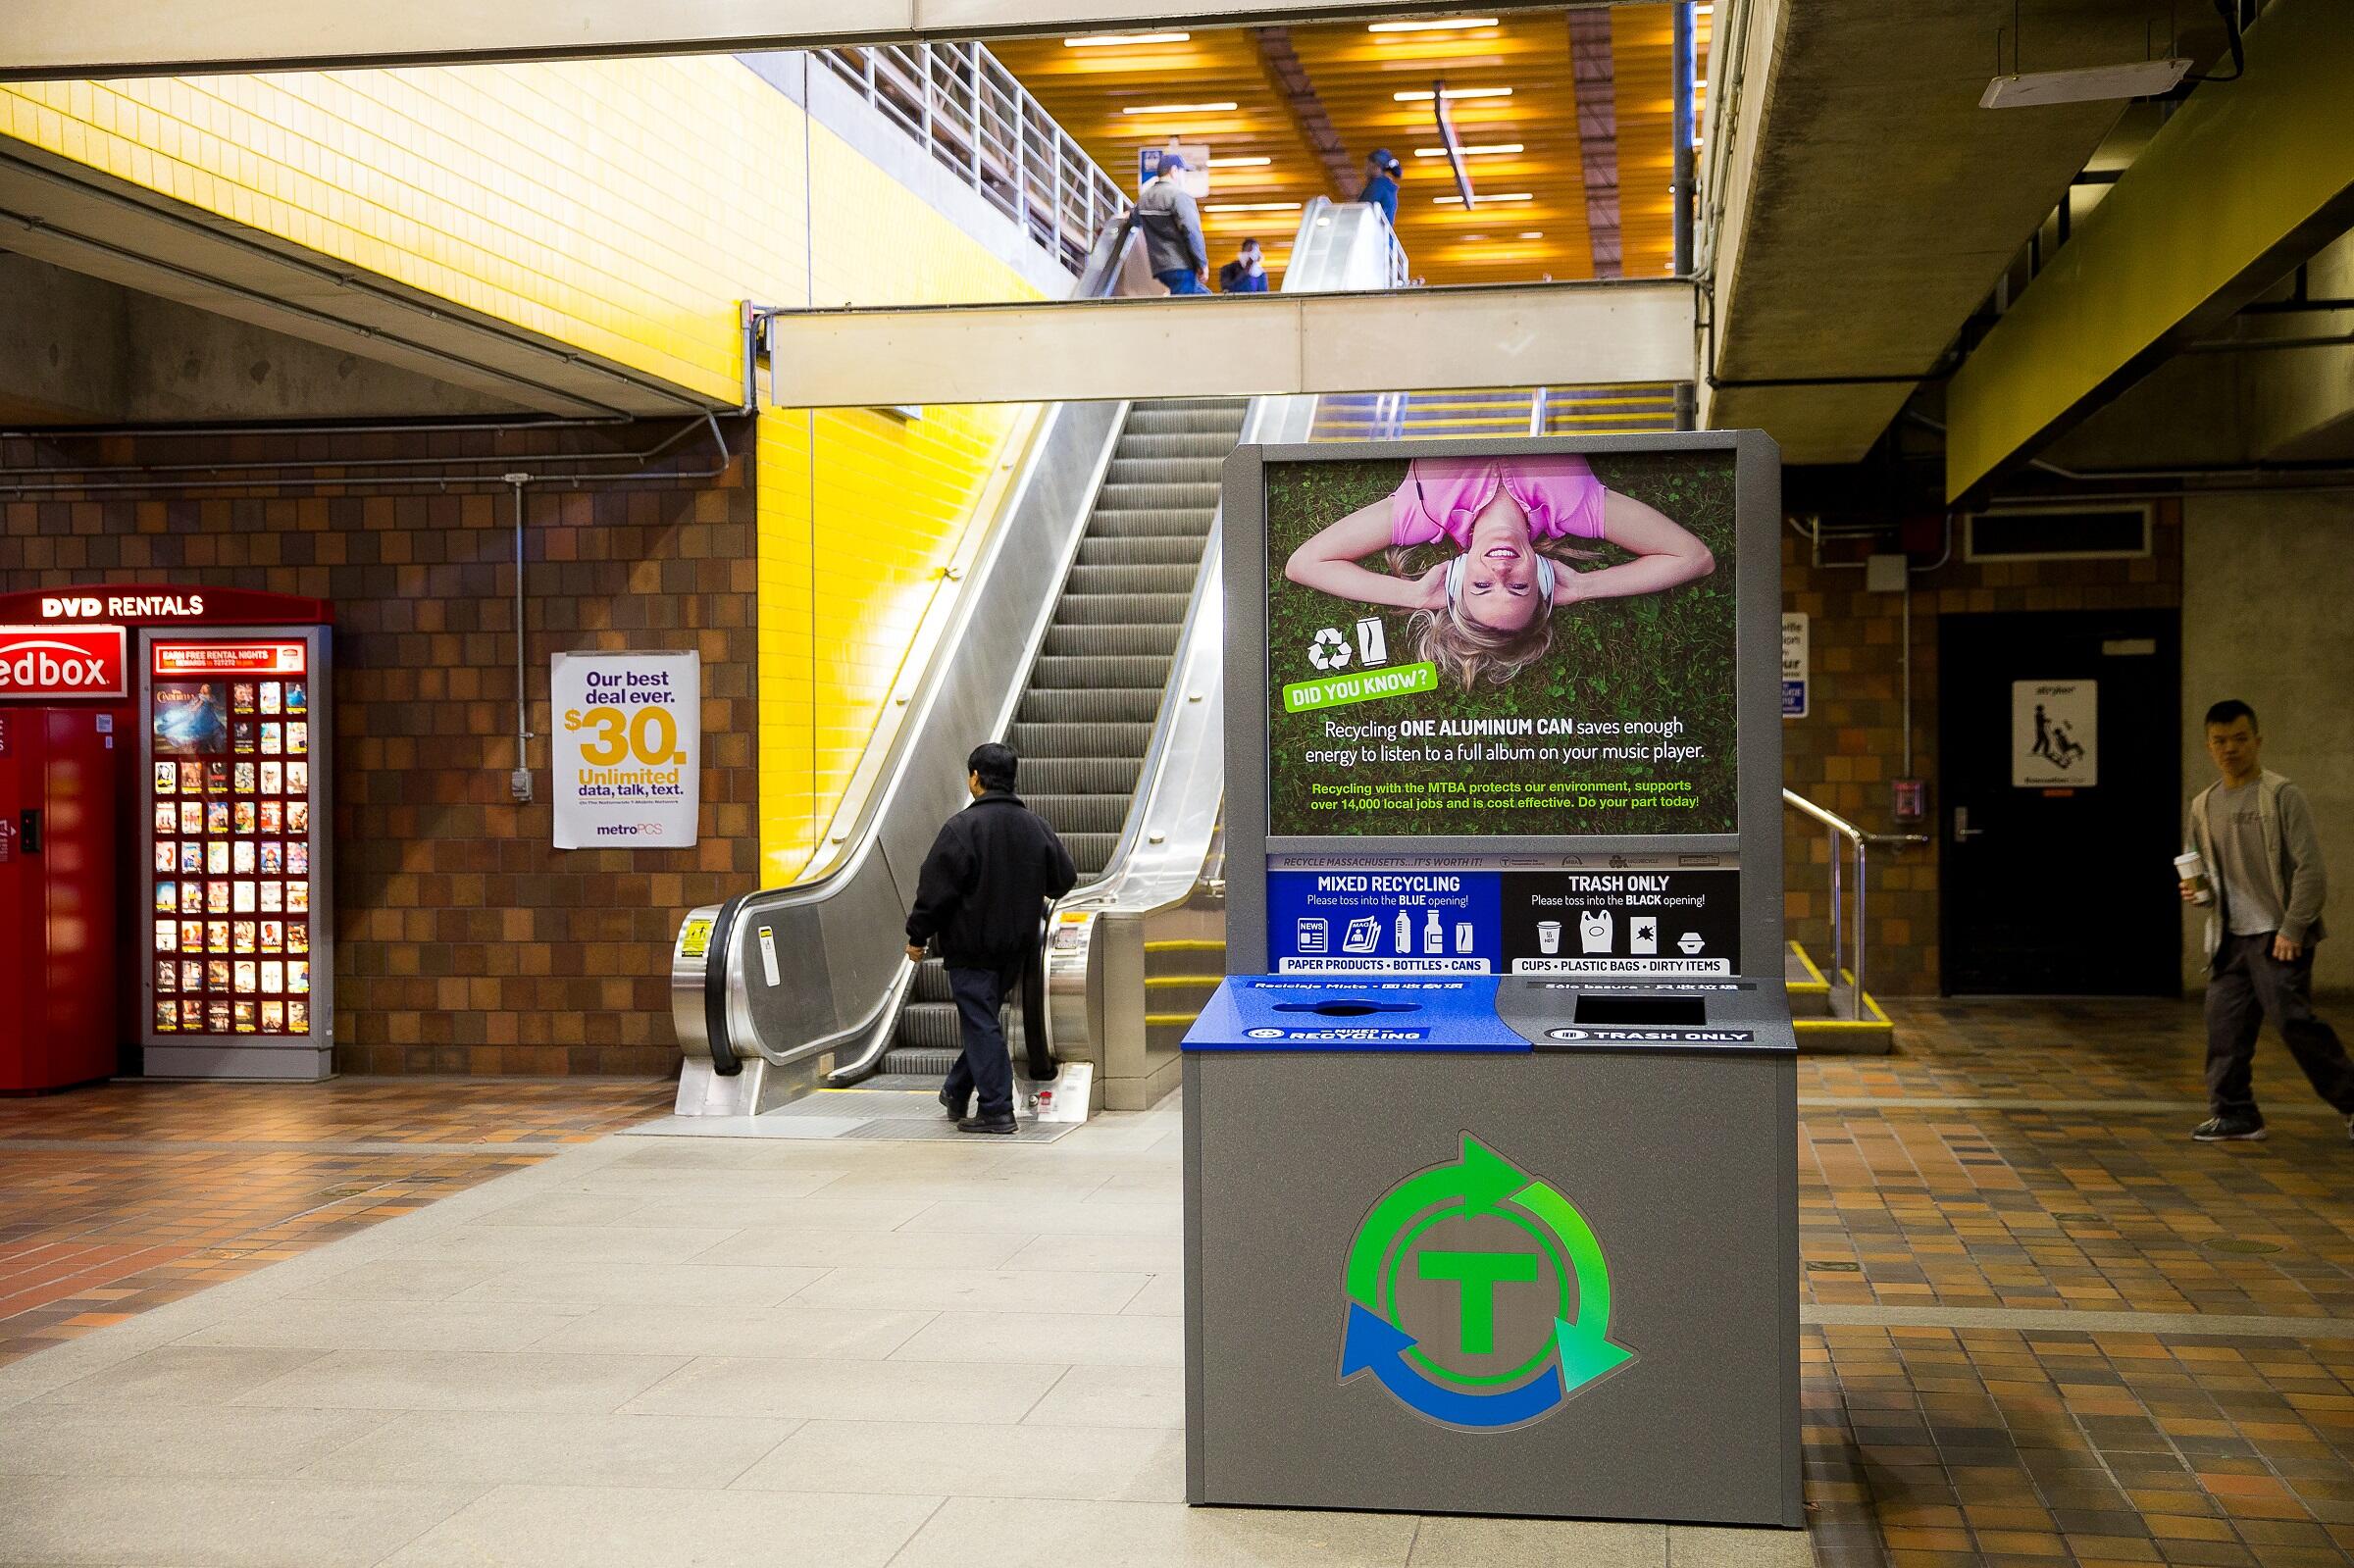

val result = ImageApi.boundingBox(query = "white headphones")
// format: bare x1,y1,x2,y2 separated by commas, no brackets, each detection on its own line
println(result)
1446,551,1556,608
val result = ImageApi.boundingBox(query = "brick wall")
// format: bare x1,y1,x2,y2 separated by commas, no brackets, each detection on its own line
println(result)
0,423,758,1075
1780,507,2182,995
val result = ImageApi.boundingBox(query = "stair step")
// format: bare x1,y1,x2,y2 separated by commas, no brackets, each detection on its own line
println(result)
1022,793,1134,835
1029,654,1175,688
1086,508,1216,538
1062,563,1198,596
1043,624,1180,658
1008,721,1156,758
1019,687,1164,725
1018,757,1146,795
1076,534,1206,568
1053,592,1193,627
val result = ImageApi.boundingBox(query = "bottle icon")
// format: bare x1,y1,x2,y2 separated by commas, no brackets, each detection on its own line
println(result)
1423,909,1444,953
1395,909,1412,952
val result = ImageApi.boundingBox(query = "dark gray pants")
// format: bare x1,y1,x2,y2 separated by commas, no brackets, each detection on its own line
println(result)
2206,933,2354,1119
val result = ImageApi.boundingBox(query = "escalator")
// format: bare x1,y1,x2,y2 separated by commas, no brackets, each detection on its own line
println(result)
876,397,1248,1082
668,198,1403,1120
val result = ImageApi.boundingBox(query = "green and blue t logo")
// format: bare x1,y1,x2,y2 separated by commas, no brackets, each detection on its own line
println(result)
1340,1134,1635,1429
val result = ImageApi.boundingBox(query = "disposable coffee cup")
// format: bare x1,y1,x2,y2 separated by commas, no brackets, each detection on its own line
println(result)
1537,920,1562,955
2175,851,2213,905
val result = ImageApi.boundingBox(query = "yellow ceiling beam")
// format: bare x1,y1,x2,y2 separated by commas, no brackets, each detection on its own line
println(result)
1944,0,2354,502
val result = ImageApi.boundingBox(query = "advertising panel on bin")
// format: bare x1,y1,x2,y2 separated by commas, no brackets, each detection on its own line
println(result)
1262,448,1737,840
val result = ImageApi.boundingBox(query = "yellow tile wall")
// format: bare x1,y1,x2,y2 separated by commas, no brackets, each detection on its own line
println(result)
4,57,1049,889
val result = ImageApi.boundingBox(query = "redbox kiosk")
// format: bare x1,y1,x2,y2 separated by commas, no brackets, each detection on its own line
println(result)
0,587,333,1082
0,701,119,1091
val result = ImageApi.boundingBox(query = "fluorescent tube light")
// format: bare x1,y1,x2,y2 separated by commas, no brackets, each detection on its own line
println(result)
1206,201,1303,212
1122,101,1237,115
1414,143,1523,157
1209,155,1272,168
1065,31,1189,46
1394,86,1513,102
1434,192,1532,204
1368,17,1499,32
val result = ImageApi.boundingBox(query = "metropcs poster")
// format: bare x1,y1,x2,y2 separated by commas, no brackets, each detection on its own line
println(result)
551,650,699,849
1263,450,1739,837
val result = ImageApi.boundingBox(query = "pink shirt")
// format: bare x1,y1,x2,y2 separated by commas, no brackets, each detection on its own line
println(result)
1388,456,1609,549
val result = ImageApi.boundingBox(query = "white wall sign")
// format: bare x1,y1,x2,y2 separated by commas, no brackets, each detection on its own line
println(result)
551,650,700,848
1138,143,1210,198
1779,612,1808,719
2013,680,2096,786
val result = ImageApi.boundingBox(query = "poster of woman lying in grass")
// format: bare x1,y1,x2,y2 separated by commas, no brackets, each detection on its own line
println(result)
1263,447,1738,838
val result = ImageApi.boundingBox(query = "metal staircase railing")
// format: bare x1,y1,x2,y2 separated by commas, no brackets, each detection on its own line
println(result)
809,42,1131,277
1781,788,1928,1019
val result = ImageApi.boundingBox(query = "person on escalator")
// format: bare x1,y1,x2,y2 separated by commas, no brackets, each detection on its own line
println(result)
905,742,1077,1135
1136,152,1210,295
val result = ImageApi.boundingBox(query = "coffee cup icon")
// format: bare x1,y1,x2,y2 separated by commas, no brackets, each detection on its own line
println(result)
1537,920,1562,955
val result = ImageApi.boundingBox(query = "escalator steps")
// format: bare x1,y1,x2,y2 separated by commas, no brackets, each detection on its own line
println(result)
878,394,1244,1078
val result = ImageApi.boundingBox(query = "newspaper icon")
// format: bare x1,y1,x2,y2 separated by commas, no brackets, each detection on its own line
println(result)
1295,918,1328,954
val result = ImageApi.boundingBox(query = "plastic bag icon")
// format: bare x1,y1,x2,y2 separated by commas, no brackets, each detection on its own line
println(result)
1578,910,1613,953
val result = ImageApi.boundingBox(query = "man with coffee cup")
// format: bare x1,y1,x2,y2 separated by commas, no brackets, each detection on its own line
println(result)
2182,699,2350,1142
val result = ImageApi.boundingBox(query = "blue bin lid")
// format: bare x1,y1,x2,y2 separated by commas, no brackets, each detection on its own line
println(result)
1183,977,1532,1053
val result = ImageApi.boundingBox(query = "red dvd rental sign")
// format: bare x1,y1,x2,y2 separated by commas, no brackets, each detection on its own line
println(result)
0,626,129,699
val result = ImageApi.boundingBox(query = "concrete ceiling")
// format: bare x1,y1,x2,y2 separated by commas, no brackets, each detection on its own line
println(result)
1700,0,2230,467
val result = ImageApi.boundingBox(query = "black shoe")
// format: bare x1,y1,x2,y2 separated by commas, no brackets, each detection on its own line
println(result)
957,1112,1018,1136
2192,1115,2267,1142
939,1087,969,1120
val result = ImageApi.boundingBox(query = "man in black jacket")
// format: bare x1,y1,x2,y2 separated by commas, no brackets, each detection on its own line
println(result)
905,742,1077,1134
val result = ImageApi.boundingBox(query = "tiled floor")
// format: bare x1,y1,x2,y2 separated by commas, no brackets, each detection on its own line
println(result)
7,997,2354,1565
0,1078,673,1366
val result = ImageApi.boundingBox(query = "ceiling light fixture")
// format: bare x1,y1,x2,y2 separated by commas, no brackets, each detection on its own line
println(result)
1980,59,2191,108
1413,142,1523,157
1209,155,1273,168
1434,192,1531,204
1206,201,1303,212
1366,16,1499,32
1517,230,1544,239
1394,86,1513,102
1122,101,1237,115
1064,31,1189,47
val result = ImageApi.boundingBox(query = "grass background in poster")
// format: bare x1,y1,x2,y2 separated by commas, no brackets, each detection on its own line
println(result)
1263,450,1738,836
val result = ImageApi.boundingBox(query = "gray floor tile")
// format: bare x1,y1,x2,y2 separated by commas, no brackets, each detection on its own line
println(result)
901,1199,1180,1239
733,1418,1183,1501
624,1354,1061,1423
794,1265,1150,1315
474,1190,653,1226
1408,1515,1669,1567
280,1259,508,1303
531,1302,935,1359
0,1476,480,1567
1123,1274,1186,1317
892,1496,1416,1567
379,1483,939,1568
1023,1364,1186,1429
1001,1234,1185,1273
0,1406,390,1479
892,1311,1182,1367
299,1409,796,1490
1666,1525,1815,1567
454,1260,824,1307
37,1346,330,1407
385,1223,742,1264
173,1298,592,1353
229,1348,689,1413
697,1225,1025,1270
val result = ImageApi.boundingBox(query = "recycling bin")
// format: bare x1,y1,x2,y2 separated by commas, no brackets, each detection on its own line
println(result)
1181,975,1800,1526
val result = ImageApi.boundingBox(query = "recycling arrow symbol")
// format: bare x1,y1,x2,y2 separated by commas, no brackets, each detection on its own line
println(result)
1339,1134,1634,1430
1307,627,1352,671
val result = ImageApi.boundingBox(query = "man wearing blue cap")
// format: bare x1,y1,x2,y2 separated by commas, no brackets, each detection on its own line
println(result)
1137,152,1209,295
1359,149,1403,227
